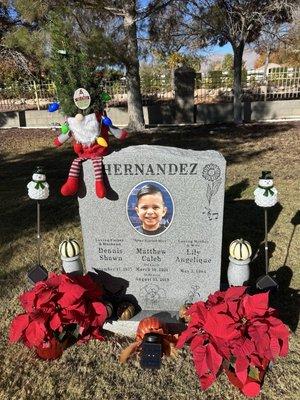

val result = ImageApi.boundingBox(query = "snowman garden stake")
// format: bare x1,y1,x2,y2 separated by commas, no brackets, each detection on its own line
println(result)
54,88,127,199
26,166,49,284
254,171,279,290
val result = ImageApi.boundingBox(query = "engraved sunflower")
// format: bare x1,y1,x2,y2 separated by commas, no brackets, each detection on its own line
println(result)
202,164,221,182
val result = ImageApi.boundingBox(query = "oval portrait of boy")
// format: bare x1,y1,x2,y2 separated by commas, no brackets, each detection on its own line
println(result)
127,181,174,236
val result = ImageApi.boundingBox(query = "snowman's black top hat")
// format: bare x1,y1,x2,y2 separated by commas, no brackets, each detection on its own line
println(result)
260,171,273,180
34,166,45,175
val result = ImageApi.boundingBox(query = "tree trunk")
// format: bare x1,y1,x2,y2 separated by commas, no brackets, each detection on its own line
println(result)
263,49,270,83
124,1,145,131
233,43,245,124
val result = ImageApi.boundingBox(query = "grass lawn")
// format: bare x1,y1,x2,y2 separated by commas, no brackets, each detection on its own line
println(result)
0,122,299,400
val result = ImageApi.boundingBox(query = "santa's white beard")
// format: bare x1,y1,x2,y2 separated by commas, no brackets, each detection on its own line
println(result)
68,113,100,145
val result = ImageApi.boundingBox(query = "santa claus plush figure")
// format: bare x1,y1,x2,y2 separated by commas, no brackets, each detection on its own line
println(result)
54,111,127,198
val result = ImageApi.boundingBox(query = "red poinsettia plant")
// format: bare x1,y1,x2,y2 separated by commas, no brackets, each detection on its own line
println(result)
9,273,108,351
177,287,289,398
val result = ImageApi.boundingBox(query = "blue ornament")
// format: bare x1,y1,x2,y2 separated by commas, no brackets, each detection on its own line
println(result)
102,116,112,127
48,102,60,112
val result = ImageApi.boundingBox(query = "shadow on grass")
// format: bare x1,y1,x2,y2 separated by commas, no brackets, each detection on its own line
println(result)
110,122,294,163
268,211,300,332
269,266,300,332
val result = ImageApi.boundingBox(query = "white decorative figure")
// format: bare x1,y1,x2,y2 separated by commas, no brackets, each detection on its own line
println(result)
227,239,252,286
254,171,279,290
27,166,49,200
254,171,277,207
59,239,83,275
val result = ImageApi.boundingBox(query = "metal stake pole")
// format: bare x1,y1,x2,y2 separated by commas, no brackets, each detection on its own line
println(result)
37,201,41,266
264,208,269,275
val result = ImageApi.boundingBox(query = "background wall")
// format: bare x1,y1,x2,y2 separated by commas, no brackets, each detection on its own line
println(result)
0,99,299,128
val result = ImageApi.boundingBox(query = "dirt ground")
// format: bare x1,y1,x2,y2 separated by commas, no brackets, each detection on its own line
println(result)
0,122,299,400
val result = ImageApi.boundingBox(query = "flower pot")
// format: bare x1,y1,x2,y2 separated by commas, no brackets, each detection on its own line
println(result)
35,338,64,360
61,255,83,275
223,360,269,398
227,256,250,286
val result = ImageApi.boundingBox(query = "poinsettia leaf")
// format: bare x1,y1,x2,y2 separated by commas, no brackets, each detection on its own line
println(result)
9,314,30,342
227,300,239,320
243,292,269,319
269,320,290,338
279,337,289,357
207,290,225,306
19,291,35,312
190,334,205,352
188,302,208,326
270,337,281,359
90,313,107,328
248,321,268,342
249,366,260,381
25,319,47,347
199,372,216,390
224,286,247,301
72,275,103,298
58,285,86,308
213,337,231,359
49,313,62,331
46,272,61,288
235,357,249,384
176,327,198,348
193,346,208,377
92,301,107,316
206,343,222,374
232,338,255,358
35,289,56,308
249,353,262,367
66,301,86,314
204,310,239,340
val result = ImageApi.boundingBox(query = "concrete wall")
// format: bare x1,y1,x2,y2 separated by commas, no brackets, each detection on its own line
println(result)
244,100,300,122
1,99,299,128
195,99,300,124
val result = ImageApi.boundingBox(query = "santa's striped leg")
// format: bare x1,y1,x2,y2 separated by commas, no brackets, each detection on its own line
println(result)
61,157,85,196
92,157,106,198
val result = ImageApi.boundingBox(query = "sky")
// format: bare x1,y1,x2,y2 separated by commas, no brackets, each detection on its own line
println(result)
137,1,258,69
201,44,258,70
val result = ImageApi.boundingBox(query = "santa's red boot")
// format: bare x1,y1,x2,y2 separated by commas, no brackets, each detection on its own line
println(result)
95,180,106,198
61,177,79,196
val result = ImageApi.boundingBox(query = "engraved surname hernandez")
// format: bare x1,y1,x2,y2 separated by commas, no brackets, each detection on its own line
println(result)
104,163,198,176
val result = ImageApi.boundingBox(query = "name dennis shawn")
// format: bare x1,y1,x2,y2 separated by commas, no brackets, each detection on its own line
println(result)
104,163,198,176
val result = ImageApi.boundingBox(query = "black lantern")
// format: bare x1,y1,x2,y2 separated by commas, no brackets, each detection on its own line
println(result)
140,333,163,369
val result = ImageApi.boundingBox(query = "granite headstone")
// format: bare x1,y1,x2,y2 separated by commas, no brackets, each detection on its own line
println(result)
78,145,226,321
